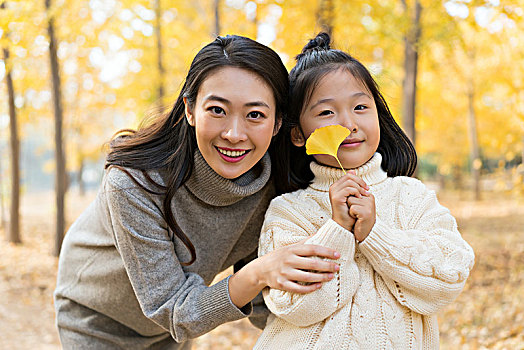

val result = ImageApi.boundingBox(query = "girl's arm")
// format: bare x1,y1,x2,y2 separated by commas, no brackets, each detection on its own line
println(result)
359,178,475,315
254,196,360,327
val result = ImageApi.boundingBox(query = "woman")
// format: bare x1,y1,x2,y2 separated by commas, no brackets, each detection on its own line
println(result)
54,35,341,349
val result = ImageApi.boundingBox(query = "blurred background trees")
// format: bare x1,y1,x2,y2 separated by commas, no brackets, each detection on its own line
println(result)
0,0,523,251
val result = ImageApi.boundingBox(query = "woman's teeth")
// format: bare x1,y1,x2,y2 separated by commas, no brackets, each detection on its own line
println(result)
218,148,248,157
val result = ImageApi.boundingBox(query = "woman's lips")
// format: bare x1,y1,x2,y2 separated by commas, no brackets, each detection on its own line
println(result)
215,146,251,163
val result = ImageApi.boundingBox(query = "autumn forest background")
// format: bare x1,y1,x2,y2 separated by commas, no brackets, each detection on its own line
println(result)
0,0,523,349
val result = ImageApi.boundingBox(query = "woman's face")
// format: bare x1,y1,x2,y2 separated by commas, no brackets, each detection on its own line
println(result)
185,67,278,179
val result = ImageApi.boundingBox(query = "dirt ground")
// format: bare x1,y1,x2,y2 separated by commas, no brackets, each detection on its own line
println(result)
0,189,522,349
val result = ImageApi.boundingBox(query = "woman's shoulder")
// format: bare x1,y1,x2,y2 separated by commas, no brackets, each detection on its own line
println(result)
104,166,166,192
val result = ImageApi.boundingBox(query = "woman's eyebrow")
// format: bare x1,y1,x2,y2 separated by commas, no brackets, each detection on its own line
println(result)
244,101,270,108
203,95,270,108
203,95,230,104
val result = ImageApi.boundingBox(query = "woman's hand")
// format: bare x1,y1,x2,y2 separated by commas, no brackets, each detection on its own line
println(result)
329,171,369,231
347,192,376,242
256,242,340,293
228,242,340,307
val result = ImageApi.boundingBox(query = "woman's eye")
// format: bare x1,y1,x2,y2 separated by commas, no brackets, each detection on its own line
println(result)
209,106,225,115
355,105,368,111
318,110,333,116
247,111,265,119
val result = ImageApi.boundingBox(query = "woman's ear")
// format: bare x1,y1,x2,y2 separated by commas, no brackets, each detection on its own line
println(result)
273,118,282,137
290,126,306,147
183,97,194,126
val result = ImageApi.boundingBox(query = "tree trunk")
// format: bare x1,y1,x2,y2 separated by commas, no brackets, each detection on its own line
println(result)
467,80,481,200
46,0,67,256
213,0,220,37
2,1,21,243
0,162,5,231
522,135,524,169
154,0,164,106
77,156,85,196
317,0,334,37
401,0,421,149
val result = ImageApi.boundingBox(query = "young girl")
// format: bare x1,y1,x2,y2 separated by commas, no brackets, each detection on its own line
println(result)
256,33,475,349
54,35,341,349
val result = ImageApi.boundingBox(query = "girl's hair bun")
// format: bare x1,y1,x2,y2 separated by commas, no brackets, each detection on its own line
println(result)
301,32,331,54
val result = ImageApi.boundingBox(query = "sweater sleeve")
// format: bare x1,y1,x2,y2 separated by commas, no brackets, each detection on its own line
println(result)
358,179,475,315
234,249,269,330
104,169,251,342
259,196,360,327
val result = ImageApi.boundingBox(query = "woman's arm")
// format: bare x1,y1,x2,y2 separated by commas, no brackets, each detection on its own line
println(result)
105,168,340,341
105,169,253,342
251,196,360,327
228,235,341,309
359,179,475,315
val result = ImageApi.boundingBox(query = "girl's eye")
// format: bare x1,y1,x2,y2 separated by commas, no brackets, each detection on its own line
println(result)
355,105,368,111
247,111,265,119
318,110,333,116
209,106,225,115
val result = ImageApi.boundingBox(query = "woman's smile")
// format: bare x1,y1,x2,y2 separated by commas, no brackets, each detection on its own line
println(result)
215,146,252,163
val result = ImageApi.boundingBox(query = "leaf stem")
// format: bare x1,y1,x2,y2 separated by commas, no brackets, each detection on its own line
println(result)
335,156,346,174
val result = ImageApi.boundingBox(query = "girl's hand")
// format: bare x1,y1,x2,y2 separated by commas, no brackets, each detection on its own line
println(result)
329,171,369,231
347,192,376,242
256,242,340,293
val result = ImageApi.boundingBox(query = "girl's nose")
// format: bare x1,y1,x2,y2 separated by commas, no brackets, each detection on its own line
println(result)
341,114,358,133
221,117,248,143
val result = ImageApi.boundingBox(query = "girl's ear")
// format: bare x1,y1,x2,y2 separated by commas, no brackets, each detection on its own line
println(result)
183,97,194,126
291,126,306,147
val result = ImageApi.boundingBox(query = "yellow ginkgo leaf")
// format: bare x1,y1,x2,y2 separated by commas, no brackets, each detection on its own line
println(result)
305,125,350,173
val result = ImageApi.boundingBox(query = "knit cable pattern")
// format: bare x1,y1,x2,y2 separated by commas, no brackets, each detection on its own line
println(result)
255,154,474,350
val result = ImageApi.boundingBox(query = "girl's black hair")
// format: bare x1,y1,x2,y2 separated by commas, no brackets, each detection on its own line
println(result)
272,32,417,193
105,35,289,265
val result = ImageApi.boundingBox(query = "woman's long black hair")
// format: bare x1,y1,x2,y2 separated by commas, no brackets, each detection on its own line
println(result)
272,32,417,193
105,35,289,265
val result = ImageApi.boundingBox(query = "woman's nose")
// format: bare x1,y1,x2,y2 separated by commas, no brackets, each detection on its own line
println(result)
221,117,248,143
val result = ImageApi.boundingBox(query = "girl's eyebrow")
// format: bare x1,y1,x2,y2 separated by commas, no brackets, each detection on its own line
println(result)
203,95,270,108
309,92,372,111
309,98,334,111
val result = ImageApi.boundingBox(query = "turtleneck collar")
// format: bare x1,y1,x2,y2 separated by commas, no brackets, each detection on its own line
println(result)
184,149,272,206
309,153,387,192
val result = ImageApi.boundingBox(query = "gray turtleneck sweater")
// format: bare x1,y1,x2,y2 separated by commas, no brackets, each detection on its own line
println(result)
54,150,275,349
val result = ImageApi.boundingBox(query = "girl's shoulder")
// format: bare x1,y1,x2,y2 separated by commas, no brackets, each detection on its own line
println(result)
383,175,435,203
269,187,313,208
387,175,427,191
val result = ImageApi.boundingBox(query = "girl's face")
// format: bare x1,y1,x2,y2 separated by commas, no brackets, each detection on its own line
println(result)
185,67,278,179
293,68,380,169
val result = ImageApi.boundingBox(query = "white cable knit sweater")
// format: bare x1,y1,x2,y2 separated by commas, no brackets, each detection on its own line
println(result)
256,153,474,350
